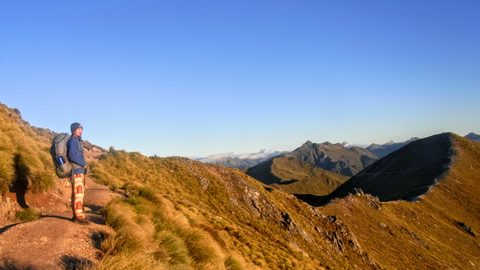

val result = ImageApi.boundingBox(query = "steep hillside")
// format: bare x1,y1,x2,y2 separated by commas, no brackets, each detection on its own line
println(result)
0,103,57,197
318,134,480,269
90,151,377,270
366,137,418,158
0,103,60,226
324,133,454,203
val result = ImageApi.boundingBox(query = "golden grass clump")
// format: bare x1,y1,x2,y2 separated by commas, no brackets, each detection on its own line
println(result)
95,180,228,270
15,207,40,222
0,104,56,194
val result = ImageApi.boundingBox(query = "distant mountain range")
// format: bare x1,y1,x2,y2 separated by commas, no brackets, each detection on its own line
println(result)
198,138,434,196
199,133,479,172
366,137,419,158
465,132,480,142
196,149,284,170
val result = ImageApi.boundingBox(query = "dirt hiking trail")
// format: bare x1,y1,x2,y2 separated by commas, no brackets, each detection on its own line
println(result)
0,176,119,270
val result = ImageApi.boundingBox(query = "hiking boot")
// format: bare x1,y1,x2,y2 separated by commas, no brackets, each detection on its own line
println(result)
74,218,90,225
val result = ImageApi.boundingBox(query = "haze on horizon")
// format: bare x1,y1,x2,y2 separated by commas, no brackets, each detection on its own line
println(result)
1,1,479,157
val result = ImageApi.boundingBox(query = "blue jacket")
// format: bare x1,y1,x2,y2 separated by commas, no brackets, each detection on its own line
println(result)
67,135,87,174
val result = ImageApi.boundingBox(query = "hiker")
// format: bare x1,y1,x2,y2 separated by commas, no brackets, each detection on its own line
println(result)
67,122,89,225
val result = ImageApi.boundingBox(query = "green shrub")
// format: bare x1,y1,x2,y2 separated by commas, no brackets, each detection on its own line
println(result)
225,256,243,270
16,208,40,222
156,231,191,266
183,230,216,265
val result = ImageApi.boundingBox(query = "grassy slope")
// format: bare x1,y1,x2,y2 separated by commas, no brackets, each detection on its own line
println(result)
0,104,56,195
247,156,348,196
322,135,480,269
91,150,376,270
269,156,348,195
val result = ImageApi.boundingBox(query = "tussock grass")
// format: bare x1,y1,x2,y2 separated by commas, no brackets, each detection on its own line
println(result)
95,181,226,270
155,230,191,266
15,207,40,222
224,256,243,270
0,104,56,195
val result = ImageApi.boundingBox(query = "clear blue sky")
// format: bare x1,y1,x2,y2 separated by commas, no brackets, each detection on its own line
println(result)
1,1,479,157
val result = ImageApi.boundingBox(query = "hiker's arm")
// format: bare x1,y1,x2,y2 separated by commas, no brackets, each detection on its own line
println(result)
67,139,87,167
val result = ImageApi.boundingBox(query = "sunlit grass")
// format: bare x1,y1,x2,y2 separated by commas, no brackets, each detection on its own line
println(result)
95,182,225,269
15,207,40,222
0,104,56,195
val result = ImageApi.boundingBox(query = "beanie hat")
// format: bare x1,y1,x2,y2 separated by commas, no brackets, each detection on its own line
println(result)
70,122,83,134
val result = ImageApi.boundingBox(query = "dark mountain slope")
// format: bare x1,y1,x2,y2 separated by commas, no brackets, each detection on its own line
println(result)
286,141,378,176
326,133,454,202
465,132,480,142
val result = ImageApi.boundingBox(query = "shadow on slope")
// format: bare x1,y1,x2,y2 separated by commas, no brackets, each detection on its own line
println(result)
9,154,30,209
245,158,282,184
0,260,35,270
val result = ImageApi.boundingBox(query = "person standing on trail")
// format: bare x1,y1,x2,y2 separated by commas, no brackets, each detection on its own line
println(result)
67,122,89,225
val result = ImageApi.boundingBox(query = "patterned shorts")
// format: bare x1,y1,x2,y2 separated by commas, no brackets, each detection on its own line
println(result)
71,173,85,219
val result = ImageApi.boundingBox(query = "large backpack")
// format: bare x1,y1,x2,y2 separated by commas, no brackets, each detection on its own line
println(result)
50,133,73,178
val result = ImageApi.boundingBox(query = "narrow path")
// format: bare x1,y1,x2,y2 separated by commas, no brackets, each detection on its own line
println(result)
0,176,119,269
